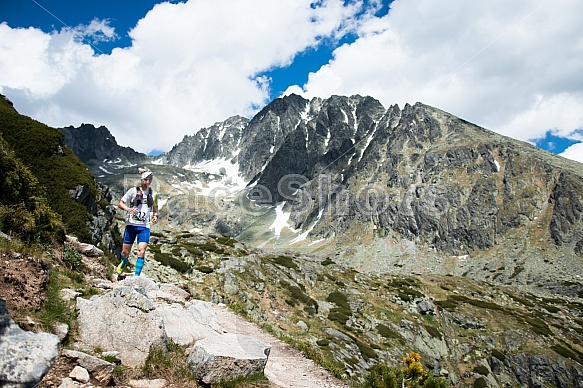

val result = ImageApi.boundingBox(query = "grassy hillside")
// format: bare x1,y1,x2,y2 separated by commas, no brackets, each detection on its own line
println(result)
0,95,96,242
0,132,64,243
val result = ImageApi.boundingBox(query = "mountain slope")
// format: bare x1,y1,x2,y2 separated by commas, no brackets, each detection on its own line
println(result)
0,95,118,246
157,94,582,271
27,92,583,386
59,94,583,290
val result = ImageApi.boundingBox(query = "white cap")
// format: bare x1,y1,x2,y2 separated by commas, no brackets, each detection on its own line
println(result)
141,171,153,180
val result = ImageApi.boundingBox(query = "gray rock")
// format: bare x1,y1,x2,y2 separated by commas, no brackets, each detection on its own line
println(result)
53,322,69,342
128,379,168,388
324,328,353,343
69,366,90,383
188,333,271,384
296,320,309,332
76,286,167,368
60,288,81,301
0,299,59,387
416,300,435,315
156,300,223,346
58,378,80,388
63,349,115,383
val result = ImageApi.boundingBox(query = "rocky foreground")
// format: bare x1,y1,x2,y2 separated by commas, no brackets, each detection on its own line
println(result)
2,230,583,388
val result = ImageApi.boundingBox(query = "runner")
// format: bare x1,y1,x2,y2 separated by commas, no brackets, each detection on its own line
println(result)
116,167,159,276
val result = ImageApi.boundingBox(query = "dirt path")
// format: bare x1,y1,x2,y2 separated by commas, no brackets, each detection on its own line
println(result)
213,305,349,388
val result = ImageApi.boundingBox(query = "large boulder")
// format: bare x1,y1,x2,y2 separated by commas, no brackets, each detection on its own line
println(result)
157,301,223,346
188,333,271,384
76,276,273,385
0,299,59,387
76,286,167,368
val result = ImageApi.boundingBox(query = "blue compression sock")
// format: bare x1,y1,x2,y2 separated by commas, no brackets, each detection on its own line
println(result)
135,257,145,276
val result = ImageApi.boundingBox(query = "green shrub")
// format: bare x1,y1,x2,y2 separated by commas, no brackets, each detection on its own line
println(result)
326,290,352,325
152,252,191,273
62,244,84,271
326,291,350,310
195,265,214,274
552,344,582,363
214,235,237,247
364,362,402,387
0,136,65,243
473,364,489,376
377,324,401,340
270,255,298,269
328,308,351,325
317,339,330,346
363,352,449,387
356,339,377,361
434,299,458,310
491,349,506,362
473,377,487,388
524,316,552,336
423,324,442,340
181,243,204,257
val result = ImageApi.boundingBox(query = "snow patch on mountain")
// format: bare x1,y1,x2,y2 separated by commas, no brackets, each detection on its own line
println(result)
269,202,291,238
183,157,248,197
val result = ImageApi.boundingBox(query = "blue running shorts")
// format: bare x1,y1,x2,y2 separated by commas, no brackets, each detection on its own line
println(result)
123,225,151,245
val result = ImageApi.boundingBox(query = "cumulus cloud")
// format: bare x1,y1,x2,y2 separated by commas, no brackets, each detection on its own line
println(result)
560,143,583,164
1,0,582,163
0,0,365,153
74,18,118,46
290,0,583,152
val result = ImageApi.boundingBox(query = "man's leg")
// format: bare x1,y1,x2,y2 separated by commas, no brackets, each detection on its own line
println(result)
135,242,148,276
117,243,133,273
118,227,136,274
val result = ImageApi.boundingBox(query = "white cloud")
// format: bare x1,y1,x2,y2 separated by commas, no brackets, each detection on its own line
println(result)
559,143,583,164
291,0,583,159
0,0,364,153
1,0,582,164
75,18,118,45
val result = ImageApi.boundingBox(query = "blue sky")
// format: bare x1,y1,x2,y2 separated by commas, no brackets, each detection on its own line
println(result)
1,0,582,162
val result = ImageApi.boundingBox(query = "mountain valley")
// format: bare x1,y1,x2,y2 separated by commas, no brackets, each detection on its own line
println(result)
2,92,582,387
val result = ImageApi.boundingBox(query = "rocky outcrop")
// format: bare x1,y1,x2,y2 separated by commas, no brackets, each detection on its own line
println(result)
505,353,583,388
550,172,583,245
76,283,168,368
221,95,583,256
0,299,59,387
66,177,120,254
163,115,248,167
62,349,115,384
60,124,150,166
75,275,271,381
189,333,271,384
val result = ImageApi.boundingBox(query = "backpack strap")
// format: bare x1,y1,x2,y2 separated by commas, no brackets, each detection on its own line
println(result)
147,188,154,207
133,186,142,207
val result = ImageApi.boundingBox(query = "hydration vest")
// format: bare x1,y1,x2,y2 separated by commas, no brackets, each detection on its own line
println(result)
133,187,154,207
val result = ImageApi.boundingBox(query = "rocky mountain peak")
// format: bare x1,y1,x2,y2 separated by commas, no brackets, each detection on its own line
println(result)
59,94,583,283
60,123,149,166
